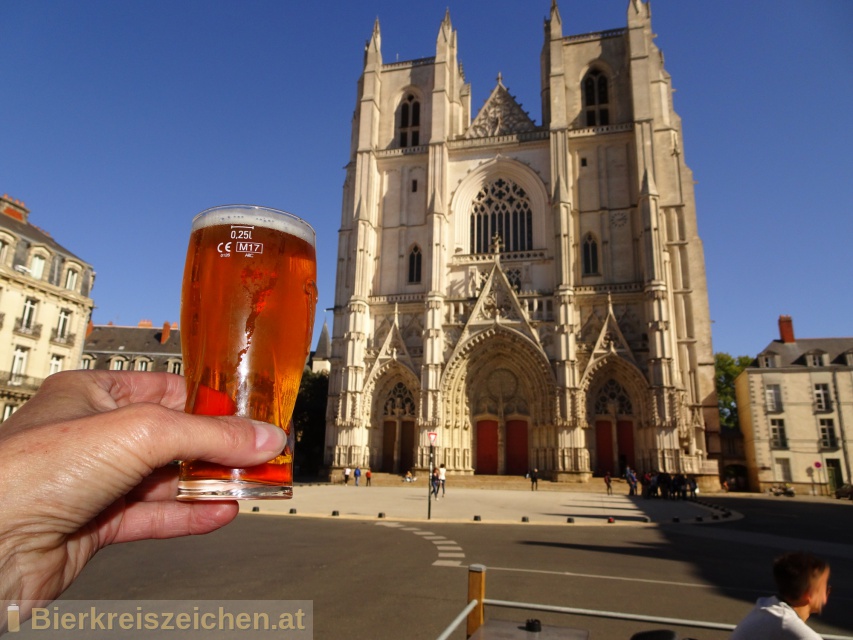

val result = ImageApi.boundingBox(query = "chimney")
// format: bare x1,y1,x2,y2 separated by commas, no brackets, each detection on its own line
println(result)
779,315,795,343
1,194,29,222
160,321,171,344
138,319,153,328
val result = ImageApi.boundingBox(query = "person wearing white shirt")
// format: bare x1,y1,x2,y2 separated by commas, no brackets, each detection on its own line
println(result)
731,551,830,639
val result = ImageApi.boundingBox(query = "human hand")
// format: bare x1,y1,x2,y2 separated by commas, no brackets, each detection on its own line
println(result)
0,370,285,628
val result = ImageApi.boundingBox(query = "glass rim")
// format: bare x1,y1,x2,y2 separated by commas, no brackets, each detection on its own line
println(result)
192,204,315,244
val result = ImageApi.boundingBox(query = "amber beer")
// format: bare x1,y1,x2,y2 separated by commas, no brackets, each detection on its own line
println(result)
177,205,317,499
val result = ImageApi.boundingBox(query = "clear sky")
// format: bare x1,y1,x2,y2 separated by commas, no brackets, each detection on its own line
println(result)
2,0,851,358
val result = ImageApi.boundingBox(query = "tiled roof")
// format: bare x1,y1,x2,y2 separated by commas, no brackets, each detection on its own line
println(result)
84,325,182,356
753,337,853,367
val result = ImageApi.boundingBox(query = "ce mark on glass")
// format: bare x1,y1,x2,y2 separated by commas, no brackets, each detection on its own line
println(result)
216,241,233,256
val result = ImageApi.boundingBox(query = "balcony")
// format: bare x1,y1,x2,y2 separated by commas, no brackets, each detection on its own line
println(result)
50,328,76,346
0,371,43,392
13,318,42,339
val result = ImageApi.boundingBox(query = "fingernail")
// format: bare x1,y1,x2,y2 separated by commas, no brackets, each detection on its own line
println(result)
253,422,285,453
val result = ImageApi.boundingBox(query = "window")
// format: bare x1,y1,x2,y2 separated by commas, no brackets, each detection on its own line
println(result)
407,246,422,284
110,359,125,371
469,178,533,254
770,419,788,449
169,361,183,375
399,94,420,148
11,347,28,383
136,360,150,372
807,353,825,367
506,268,521,291
760,354,776,368
30,254,46,280
80,357,93,370
0,238,8,265
412,180,418,193
582,233,599,275
2,404,17,422
583,69,610,127
765,384,783,412
820,419,838,448
775,458,792,483
814,383,832,412
64,269,79,291
21,298,37,330
57,309,71,339
49,355,64,376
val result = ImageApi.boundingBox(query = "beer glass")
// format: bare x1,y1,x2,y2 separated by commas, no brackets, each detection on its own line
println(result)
177,205,317,499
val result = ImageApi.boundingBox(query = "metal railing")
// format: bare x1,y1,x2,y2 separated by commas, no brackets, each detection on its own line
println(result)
13,318,42,338
437,564,853,640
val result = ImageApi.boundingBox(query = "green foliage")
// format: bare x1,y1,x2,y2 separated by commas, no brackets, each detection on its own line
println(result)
292,370,329,476
715,352,752,431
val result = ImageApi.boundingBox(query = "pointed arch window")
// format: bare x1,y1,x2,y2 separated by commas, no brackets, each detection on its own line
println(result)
583,69,609,127
407,245,422,284
469,178,533,254
594,380,633,416
582,233,599,275
399,94,420,148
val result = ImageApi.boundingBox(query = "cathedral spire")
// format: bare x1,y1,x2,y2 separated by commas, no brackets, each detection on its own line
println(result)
548,0,563,39
364,17,382,68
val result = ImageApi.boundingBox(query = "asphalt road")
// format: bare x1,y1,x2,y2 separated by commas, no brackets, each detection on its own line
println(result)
45,494,853,639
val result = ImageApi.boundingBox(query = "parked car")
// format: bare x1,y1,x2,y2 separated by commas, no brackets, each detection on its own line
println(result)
835,484,853,500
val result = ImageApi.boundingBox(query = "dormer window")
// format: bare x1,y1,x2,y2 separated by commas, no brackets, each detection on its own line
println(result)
760,354,777,368
65,268,79,291
846,352,853,367
30,254,46,280
583,69,610,127
806,352,825,367
399,94,420,148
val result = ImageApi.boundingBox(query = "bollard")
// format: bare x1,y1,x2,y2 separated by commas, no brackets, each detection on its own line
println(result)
289,508,297,515
251,506,260,513
467,565,486,638
332,510,340,517
521,516,529,523
473,515,482,521
378,512,386,518
566,517,574,524
607,517,615,523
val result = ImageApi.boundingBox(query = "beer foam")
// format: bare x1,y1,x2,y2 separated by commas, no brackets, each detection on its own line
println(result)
192,205,315,245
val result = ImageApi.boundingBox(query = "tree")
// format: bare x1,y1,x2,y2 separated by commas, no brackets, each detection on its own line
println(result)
714,352,753,431
292,370,329,477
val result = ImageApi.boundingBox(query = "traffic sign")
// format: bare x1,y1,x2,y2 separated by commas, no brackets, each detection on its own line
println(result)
428,431,438,445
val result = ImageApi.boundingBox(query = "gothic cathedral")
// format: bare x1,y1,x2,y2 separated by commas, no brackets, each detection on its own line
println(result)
325,1,720,484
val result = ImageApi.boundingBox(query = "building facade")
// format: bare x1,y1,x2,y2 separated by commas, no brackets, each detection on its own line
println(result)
82,321,183,374
325,1,720,483
735,316,853,494
0,194,95,422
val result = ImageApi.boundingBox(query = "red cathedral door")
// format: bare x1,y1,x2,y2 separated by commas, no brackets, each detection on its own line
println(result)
595,420,614,475
616,420,635,473
505,420,528,475
400,420,416,475
382,421,397,472
476,420,499,474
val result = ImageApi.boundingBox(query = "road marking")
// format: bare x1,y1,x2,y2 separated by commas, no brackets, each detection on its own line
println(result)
424,535,446,540
437,546,464,552
438,553,466,558
479,565,719,589
433,560,463,567
432,540,458,545
379,522,468,567
413,531,434,536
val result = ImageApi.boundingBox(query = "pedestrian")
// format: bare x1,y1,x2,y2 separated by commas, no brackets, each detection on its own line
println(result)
365,468,372,486
530,467,539,491
439,463,446,497
625,466,637,496
354,465,361,486
431,467,440,499
731,551,830,639
604,471,612,495
343,466,351,485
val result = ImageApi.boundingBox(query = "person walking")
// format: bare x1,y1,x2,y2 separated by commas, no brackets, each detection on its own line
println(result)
343,466,351,486
431,467,440,499
438,463,446,497
354,465,361,486
604,471,613,495
365,468,372,486
529,468,539,491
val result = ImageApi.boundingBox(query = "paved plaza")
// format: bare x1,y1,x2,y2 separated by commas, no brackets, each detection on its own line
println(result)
238,482,732,526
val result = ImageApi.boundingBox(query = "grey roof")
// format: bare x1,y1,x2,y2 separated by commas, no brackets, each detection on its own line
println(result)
84,325,182,357
0,210,90,266
314,321,332,360
752,337,853,368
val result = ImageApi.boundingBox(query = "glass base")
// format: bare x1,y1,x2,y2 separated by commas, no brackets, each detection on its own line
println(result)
177,480,293,500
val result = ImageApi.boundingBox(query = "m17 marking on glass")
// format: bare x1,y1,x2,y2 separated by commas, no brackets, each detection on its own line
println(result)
237,242,264,257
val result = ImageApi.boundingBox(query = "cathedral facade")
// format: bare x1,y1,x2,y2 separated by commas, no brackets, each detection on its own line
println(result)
325,1,721,483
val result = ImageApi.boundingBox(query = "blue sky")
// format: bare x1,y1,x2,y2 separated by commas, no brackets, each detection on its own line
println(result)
2,0,851,358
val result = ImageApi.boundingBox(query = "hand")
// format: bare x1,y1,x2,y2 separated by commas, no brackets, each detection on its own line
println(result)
0,370,285,628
